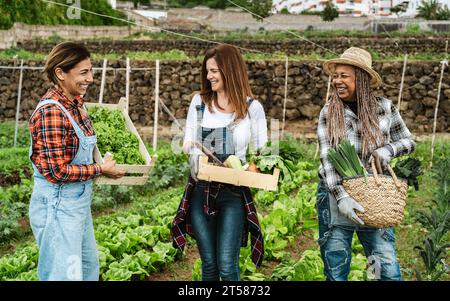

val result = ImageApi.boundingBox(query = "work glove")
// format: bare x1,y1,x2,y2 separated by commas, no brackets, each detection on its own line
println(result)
369,145,394,172
337,196,365,225
188,147,203,181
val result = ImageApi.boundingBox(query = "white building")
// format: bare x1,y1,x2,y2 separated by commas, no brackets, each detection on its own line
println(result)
273,0,450,16
392,0,450,17
273,0,381,16
108,0,117,9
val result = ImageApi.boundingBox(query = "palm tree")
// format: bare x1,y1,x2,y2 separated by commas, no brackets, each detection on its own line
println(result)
417,0,440,20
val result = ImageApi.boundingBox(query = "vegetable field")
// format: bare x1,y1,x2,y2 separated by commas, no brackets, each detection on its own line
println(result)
0,121,448,281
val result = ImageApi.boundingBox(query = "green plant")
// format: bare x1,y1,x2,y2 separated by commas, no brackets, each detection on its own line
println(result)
247,140,297,182
321,1,339,22
431,158,450,213
88,106,144,165
417,0,450,20
280,7,290,14
0,0,127,29
0,122,30,148
191,258,202,281
406,23,421,34
327,140,367,177
243,0,273,21
394,158,423,191
414,236,449,280
271,249,325,280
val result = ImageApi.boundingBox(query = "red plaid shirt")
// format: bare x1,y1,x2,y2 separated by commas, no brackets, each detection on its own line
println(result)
29,87,102,183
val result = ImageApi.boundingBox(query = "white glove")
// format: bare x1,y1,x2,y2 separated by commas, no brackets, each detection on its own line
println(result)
370,145,394,171
188,147,203,181
337,196,365,225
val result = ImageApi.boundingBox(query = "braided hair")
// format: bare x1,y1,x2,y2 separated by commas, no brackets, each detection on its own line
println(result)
326,66,384,158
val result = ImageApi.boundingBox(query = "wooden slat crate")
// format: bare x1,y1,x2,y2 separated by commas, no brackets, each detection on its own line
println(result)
85,97,157,185
197,155,280,191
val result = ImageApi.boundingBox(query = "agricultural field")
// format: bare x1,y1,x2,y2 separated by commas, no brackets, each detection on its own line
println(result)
0,120,448,281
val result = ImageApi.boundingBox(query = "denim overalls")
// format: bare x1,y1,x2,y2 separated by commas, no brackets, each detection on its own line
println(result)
316,177,402,281
189,101,252,281
29,99,99,281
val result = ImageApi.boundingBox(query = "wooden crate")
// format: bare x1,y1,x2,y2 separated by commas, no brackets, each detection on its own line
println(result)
197,155,280,191
85,97,157,185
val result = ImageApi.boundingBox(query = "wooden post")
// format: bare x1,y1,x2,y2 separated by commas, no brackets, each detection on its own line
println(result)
281,55,288,137
125,57,130,113
397,54,408,111
430,59,448,168
13,59,24,148
153,60,160,152
325,75,331,104
99,58,107,104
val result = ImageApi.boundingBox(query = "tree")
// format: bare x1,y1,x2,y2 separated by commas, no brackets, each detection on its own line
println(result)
243,0,273,21
321,1,338,22
416,0,450,20
437,5,450,20
417,0,439,19
280,7,290,15
391,3,407,16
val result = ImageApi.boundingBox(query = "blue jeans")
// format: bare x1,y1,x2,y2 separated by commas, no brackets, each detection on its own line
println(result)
317,181,402,281
29,178,99,281
190,183,245,281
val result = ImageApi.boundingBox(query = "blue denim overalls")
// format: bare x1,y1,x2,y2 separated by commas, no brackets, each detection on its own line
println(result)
189,100,252,280
316,177,402,280
29,99,99,281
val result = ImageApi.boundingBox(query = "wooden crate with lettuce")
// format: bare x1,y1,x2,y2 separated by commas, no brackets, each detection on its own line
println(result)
196,142,296,191
85,97,157,185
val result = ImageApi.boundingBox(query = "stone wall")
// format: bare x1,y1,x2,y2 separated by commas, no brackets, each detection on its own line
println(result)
0,23,148,50
17,37,450,58
0,59,449,134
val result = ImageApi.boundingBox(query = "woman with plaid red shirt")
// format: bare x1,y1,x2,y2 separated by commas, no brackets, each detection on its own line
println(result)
28,42,125,280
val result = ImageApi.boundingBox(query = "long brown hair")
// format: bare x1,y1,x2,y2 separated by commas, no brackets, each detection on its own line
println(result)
200,44,253,119
44,42,91,84
327,66,384,158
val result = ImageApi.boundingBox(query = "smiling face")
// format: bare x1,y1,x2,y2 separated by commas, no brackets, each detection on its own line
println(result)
56,58,93,99
206,57,224,93
332,64,356,102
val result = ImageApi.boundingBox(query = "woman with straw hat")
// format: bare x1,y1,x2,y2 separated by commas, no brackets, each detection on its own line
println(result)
316,47,416,280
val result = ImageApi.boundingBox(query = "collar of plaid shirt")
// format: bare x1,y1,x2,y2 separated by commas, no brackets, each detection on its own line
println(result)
48,86,85,110
171,177,264,268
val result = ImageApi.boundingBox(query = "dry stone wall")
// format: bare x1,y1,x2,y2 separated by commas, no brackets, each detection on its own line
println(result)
17,37,450,58
0,59,449,133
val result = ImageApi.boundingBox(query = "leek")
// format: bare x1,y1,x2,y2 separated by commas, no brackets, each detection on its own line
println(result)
327,139,367,178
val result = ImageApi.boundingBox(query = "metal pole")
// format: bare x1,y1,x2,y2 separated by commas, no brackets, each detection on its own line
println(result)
99,58,107,104
13,59,24,148
153,60,160,152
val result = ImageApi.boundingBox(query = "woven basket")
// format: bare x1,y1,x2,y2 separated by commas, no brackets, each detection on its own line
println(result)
342,159,408,228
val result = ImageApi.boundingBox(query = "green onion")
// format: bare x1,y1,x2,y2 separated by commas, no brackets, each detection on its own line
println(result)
327,139,367,178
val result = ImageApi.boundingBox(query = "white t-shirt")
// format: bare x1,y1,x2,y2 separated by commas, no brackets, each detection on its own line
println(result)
184,94,268,162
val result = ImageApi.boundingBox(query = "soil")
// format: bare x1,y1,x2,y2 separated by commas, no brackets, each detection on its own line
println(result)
146,228,317,281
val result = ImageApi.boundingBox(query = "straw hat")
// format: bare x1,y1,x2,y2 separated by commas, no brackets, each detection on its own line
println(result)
323,47,382,88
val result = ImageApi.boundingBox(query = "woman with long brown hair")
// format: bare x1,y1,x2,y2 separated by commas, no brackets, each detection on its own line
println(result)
171,44,267,281
317,47,416,281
